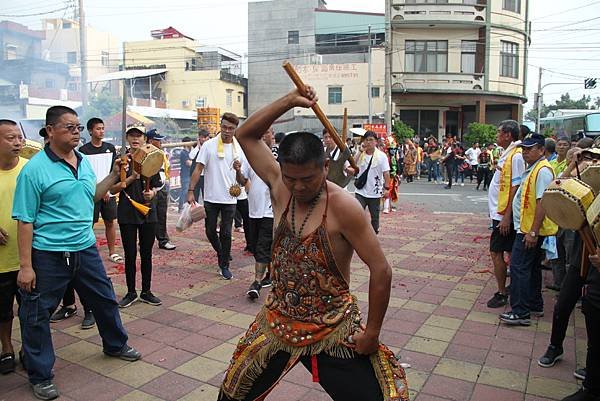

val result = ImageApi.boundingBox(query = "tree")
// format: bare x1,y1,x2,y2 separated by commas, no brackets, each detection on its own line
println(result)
392,120,415,143
464,122,497,147
81,91,122,124
525,92,593,121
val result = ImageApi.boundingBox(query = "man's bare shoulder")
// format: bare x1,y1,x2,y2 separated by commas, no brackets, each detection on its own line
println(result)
326,183,364,222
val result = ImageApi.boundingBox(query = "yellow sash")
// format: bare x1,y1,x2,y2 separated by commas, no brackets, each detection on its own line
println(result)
497,147,522,215
216,133,239,159
520,159,558,236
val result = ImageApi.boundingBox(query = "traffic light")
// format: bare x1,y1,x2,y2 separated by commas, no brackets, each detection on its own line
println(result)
585,78,597,89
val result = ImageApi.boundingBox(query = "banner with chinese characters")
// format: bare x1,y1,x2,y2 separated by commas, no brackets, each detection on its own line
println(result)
363,123,387,138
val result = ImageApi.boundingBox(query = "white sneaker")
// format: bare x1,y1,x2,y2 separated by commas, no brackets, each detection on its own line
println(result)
460,183,464,187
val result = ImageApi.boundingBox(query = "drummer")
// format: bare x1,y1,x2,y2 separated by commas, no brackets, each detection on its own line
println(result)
500,133,558,326
110,125,162,308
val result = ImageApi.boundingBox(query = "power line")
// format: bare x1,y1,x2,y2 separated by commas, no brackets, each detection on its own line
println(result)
0,6,70,17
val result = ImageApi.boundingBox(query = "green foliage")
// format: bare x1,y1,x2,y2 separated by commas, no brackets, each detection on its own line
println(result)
464,122,497,147
542,127,554,138
525,92,594,121
392,120,415,142
81,91,121,123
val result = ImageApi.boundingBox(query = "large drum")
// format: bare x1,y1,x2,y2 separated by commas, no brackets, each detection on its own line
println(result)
132,144,164,177
588,195,600,244
542,178,595,230
20,139,43,159
580,163,600,194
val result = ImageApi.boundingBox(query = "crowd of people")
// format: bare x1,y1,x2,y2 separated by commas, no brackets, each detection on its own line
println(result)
2,92,600,400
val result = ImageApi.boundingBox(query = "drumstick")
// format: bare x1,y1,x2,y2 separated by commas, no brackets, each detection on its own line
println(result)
283,61,358,172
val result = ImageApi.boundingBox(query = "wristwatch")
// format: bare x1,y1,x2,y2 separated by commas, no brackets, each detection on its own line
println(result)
529,231,537,238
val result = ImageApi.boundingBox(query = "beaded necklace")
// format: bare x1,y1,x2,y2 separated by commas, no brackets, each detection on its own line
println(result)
290,188,322,238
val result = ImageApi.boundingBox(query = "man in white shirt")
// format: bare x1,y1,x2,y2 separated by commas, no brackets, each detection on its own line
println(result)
354,131,391,234
486,120,525,309
187,113,245,280
323,129,355,188
465,142,481,182
234,129,275,299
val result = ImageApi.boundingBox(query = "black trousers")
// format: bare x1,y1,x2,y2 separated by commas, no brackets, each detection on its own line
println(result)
204,201,236,269
550,231,584,347
477,168,491,189
445,164,453,188
61,283,90,313
235,198,251,249
155,188,170,245
249,217,273,264
582,299,600,394
119,223,156,294
218,351,383,401
355,193,381,234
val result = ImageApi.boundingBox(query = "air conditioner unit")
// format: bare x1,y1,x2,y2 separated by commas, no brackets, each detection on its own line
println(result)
182,100,189,107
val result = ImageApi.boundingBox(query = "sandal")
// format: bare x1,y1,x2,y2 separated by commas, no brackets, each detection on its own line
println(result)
109,253,124,264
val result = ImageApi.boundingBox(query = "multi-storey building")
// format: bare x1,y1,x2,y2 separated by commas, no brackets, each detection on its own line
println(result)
390,0,529,139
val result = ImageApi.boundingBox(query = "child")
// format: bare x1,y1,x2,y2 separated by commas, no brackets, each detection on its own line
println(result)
111,125,162,308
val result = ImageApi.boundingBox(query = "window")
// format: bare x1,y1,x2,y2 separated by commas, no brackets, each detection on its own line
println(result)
503,0,520,13
62,22,72,29
45,79,55,89
405,40,448,73
463,0,477,4
237,95,241,102
461,40,476,74
288,30,299,45
5,44,17,60
67,51,77,64
370,87,381,98
67,82,78,91
500,41,519,78
195,97,206,108
328,87,342,104
226,89,233,107
101,51,109,67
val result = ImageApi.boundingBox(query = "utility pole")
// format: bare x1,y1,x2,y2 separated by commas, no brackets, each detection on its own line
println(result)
384,0,392,134
536,67,542,134
78,0,88,114
367,25,373,124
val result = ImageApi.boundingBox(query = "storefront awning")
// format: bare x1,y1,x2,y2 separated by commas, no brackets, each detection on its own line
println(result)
88,68,167,83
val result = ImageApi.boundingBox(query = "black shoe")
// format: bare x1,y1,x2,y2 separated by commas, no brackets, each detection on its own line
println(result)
499,312,531,326
50,305,77,322
444,185,451,189
220,267,233,280
247,281,261,299
574,368,587,380
81,311,96,330
538,345,564,367
487,292,508,308
118,292,138,308
0,353,16,374
104,344,142,362
260,276,272,288
140,291,162,306
560,388,598,401
31,380,59,400
546,284,561,291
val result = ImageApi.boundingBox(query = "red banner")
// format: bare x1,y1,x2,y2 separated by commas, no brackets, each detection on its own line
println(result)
363,123,387,138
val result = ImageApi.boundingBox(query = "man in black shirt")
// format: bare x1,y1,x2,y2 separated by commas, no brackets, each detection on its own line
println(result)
178,137,192,212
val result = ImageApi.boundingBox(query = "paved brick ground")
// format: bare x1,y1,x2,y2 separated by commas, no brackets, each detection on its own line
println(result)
1,201,584,401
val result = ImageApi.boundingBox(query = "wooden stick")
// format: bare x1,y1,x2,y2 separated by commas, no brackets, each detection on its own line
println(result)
342,108,348,144
283,61,358,171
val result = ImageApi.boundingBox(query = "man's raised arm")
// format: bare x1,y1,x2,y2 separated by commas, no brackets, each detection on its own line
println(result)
235,88,317,188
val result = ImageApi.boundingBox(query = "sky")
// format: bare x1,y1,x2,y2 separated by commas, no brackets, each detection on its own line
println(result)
4,0,600,111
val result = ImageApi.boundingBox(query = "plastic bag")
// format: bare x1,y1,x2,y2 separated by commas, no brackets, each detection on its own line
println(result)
176,203,193,232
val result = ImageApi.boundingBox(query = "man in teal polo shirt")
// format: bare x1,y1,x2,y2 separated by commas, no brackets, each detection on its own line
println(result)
12,106,141,401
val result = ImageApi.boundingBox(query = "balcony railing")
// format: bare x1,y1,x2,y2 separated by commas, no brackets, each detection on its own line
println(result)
391,2,486,25
392,72,484,91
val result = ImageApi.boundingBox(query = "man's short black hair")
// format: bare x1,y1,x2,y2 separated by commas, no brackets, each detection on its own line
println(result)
0,119,17,127
520,124,531,139
278,131,326,167
87,117,104,131
182,136,192,142
46,105,77,126
198,129,209,137
362,130,377,141
545,138,556,153
577,137,594,149
274,132,285,144
498,120,520,142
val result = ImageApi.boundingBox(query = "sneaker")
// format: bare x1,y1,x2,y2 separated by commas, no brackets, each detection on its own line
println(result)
31,380,59,400
247,281,261,299
487,292,508,308
574,367,587,380
139,291,162,306
560,388,597,401
50,305,77,322
260,275,272,288
0,352,16,374
159,242,176,250
538,345,564,367
104,344,142,362
460,183,465,187
81,311,96,330
531,310,545,318
220,267,233,280
118,292,138,308
499,312,531,326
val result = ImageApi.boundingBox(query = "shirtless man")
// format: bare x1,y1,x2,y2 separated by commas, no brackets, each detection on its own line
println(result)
218,88,408,401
